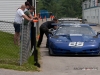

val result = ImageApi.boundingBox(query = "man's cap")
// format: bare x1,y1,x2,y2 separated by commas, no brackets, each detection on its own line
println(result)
25,1,31,6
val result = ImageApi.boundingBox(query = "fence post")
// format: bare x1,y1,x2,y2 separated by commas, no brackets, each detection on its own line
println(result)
32,17,40,68
20,20,24,65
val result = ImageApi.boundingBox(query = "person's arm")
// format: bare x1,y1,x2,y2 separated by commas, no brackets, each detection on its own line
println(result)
28,12,38,20
22,15,32,21
27,11,38,19
29,14,33,19
18,9,32,21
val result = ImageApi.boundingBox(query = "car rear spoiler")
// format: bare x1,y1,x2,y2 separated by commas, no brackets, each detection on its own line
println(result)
86,23,98,26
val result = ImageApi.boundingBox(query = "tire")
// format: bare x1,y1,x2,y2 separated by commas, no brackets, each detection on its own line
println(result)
48,47,54,56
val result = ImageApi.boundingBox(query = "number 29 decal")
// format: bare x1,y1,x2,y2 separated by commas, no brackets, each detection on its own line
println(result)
69,42,84,46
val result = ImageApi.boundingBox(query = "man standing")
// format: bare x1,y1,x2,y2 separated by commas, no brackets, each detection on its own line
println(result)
13,5,32,45
37,18,58,48
24,6,35,25
23,6,36,50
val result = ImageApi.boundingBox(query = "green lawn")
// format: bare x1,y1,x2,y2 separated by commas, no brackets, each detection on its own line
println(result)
0,31,39,71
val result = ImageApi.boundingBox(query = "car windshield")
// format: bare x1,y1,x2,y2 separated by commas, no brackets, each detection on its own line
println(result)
55,25,95,36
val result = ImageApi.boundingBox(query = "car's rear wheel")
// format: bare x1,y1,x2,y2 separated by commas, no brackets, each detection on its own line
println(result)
98,44,100,56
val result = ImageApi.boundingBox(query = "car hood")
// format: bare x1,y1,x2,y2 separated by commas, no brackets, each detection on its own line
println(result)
51,34,98,42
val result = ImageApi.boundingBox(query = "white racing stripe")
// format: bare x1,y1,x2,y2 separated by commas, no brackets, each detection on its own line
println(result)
70,34,82,36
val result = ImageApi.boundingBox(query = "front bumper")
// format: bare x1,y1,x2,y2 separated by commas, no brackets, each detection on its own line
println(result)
51,48,100,55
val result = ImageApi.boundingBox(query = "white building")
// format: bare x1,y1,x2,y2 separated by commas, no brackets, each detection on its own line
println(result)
82,0,100,24
0,0,34,22
0,0,34,34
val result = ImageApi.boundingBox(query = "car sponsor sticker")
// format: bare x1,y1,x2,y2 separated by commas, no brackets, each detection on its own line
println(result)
69,42,84,46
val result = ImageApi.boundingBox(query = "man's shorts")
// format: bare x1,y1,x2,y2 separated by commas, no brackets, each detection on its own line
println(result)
13,23,21,33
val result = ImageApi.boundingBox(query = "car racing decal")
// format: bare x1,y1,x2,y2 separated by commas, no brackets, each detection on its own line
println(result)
69,42,84,46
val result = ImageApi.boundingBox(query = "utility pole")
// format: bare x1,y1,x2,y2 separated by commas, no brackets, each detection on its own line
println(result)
33,0,40,68
28,0,40,68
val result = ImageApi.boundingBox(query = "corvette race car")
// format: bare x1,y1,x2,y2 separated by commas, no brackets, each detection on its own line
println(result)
48,24,100,56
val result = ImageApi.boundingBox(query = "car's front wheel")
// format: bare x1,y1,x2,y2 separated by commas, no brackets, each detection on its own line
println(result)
48,47,54,56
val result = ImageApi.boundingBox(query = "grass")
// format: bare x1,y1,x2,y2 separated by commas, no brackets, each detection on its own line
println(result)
0,31,40,71
0,56,39,71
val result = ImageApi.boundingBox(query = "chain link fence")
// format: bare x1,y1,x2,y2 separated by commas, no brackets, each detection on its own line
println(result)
20,21,32,65
0,19,50,66
0,20,20,65
0,20,40,66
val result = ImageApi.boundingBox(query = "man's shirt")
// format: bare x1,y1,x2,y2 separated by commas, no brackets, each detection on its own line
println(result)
24,10,31,25
14,9,25,24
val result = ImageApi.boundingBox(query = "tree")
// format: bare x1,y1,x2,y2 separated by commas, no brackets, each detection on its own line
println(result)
37,0,83,18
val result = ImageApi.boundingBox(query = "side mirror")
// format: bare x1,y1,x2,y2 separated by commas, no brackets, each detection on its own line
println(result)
48,31,53,36
97,31,100,36
49,28,57,36
49,28,54,31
